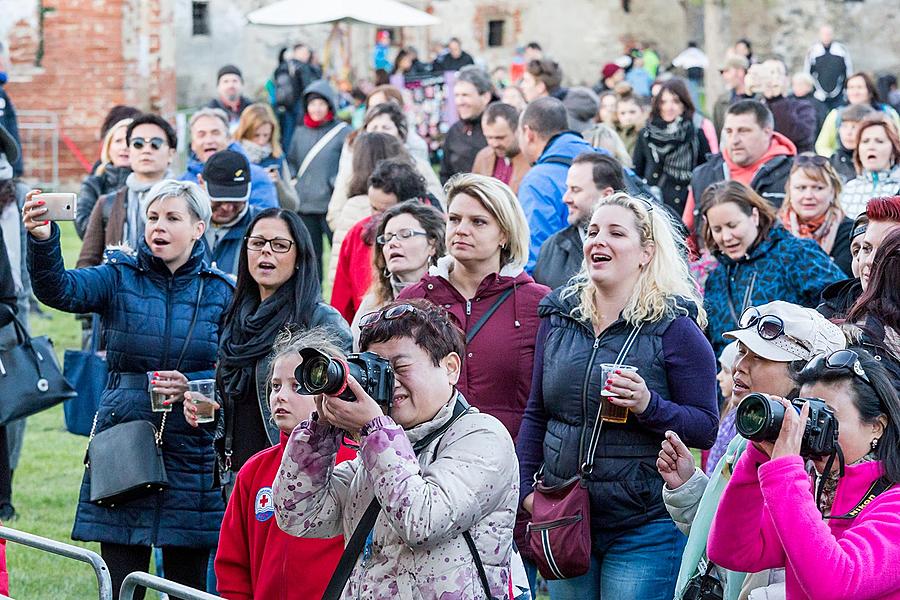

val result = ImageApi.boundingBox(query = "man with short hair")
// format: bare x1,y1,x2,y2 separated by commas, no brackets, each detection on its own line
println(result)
180,108,277,209
207,65,253,132
516,96,596,271
77,113,178,267
805,25,853,112
439,66,491,184
533,153,624,289
432,37,475,73
472,102,530,193
712,54,751,136
686,100,796,236
198,149,259,276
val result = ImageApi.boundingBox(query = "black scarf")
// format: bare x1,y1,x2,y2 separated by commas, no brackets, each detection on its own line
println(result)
645,116,698,183
218,283,297,404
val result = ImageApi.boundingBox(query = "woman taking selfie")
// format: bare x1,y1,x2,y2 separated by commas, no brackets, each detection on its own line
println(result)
701,180,845,357
25,181,232,598
708,347,900,599
779,154,854,276
517,192,719,599
351,200,446,348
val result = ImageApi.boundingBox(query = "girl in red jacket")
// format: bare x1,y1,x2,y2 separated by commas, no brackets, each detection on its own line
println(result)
214,329,356,599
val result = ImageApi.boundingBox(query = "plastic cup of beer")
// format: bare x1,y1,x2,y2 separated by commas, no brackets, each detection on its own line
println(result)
147,371,172,413
188,379,217,424
600,364,639,424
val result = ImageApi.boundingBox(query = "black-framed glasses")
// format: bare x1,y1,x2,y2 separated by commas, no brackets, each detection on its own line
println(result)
803,349,872,385
131,137,165,150
358,303,427,329
738,307,786,340
376,228,428,245
245,236,294,253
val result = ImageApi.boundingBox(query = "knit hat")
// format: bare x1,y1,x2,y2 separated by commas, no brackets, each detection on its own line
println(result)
217,65,243,82
723,301,846,362
850,213,868,242
563,87,600,133
601,63,622,80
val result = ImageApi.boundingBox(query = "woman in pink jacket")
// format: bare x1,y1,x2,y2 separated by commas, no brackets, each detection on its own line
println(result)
708,346,900,600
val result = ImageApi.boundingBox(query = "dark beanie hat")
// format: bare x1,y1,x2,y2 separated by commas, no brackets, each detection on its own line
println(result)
217,65,243,82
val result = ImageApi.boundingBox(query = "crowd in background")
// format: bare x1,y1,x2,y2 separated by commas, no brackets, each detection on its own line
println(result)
0,21,899,600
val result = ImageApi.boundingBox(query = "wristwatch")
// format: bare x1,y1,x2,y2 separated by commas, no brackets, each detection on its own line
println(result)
361,415,394,438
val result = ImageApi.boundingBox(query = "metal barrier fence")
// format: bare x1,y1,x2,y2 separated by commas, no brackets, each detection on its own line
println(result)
15,110,59,189
120,572,221,600
0,525,113,600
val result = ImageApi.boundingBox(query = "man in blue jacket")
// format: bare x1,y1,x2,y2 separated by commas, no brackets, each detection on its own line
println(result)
517,97,595,271
180,107,277,209
199,149,259,277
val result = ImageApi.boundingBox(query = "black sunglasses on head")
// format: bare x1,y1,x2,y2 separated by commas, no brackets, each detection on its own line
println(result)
131,136,166,150
738,307,785,340
803,349,872,386
358,303,428,329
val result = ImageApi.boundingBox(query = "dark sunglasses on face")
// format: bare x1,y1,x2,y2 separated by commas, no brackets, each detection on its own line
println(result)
245,236,294,253
358,303,427,329
131,137,166,150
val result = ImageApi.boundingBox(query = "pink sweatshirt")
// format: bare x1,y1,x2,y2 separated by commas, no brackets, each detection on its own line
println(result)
708,443,900,599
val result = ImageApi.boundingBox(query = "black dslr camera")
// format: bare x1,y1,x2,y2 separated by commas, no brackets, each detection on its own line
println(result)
735,392,839,457
295,348,395,407
682,568,723,600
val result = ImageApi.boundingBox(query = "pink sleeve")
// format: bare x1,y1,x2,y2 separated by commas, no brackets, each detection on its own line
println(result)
701,118,719,154
760,457,900,600
707,443,786,571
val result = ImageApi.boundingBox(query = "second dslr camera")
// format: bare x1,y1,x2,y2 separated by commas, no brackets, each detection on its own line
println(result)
295,348,395,407
735,392,839,457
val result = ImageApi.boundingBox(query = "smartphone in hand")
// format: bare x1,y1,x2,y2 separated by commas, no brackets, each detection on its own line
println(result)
35,193,77,221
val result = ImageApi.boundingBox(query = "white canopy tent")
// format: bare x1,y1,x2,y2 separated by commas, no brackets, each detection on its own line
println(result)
246,0,440,27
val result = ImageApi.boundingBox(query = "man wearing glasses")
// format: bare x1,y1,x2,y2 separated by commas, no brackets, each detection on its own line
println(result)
78,113,177,268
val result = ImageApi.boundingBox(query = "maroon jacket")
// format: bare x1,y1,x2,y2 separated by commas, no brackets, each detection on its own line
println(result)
398,258,549,441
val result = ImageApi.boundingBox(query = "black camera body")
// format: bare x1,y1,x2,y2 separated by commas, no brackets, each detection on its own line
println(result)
682,571,723,600
735,392,839,457
295,348,395,406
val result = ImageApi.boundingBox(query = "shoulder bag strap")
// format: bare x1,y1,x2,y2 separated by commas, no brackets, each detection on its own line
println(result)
463,530,495,600
581,323,643,474
296,122,348,181
466,287,514,344
322,397,472,599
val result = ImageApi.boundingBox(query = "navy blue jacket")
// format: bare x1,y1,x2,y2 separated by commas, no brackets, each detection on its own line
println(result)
28,225,234,548
704,224,846,357
204,206,259,276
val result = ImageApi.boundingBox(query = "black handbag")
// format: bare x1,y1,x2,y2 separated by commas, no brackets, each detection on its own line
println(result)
0,305,76,425
85,279,205,507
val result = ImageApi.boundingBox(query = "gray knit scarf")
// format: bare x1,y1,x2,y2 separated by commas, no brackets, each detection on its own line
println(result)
645,116,698,183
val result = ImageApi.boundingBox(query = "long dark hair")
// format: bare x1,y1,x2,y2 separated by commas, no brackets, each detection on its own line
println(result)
225,208,321,327
348,132,406,197
796,347,900,483
847,228,900,331
651,78,696,122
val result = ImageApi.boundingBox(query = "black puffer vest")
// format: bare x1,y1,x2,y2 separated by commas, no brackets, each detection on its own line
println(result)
538,288,695,538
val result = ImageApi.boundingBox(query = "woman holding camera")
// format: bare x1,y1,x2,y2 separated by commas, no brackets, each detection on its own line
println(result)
701,180,845,358
516,192,719,599
707,347,900,599
188,208,351,476
24,181,232,598
272,299,528,599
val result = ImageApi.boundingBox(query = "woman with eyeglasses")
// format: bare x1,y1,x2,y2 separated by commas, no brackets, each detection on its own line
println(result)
516,192,719,599
25,181,233,598
350,201,446,349
708,346,900,600
701,180,846,358
184,208,351,484
779,154,854,276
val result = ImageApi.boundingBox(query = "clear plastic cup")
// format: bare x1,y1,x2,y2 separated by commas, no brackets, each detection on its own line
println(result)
188,379,217,424
147,371,171,413
599,364,639,424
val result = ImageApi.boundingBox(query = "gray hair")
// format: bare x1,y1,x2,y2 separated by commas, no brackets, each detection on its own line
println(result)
189,107,230,132
141,179,212,226
456,66,493,95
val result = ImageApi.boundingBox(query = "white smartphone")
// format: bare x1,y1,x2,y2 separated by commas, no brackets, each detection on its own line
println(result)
35,193,77,221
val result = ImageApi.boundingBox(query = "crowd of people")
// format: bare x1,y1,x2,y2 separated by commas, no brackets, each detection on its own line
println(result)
0,23,899,600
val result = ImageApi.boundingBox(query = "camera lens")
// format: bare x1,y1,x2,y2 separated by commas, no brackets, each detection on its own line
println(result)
306,356,331,390
296,349,348,397
735,393,785,442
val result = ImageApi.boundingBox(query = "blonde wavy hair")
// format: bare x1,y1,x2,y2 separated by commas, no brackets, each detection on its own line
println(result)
97,118,133,176
234,103,283,158
562,192,707,328
444,173,530,270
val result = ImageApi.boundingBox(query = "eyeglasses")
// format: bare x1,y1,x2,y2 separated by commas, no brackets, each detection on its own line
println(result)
376,228,428,245
131,137,166,150
738,307,786,340
794,153,830,168
358,303,427,329
245,236,294,253
803,349,872,385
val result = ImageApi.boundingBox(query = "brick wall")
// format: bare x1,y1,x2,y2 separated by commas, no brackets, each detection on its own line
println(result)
2,0,176,184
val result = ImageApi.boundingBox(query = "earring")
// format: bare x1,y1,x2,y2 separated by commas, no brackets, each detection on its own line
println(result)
383,267,391,278
871,438,880,451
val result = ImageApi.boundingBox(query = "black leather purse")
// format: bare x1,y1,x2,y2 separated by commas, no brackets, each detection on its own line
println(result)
86,279,204,507
0,305,76,425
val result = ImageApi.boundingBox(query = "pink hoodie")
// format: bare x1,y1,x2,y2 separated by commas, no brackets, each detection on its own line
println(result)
708,443,900,600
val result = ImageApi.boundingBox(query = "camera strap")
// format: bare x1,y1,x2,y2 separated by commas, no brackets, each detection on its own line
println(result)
323,396,497,600
815,445,845,516
826,476,893,520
